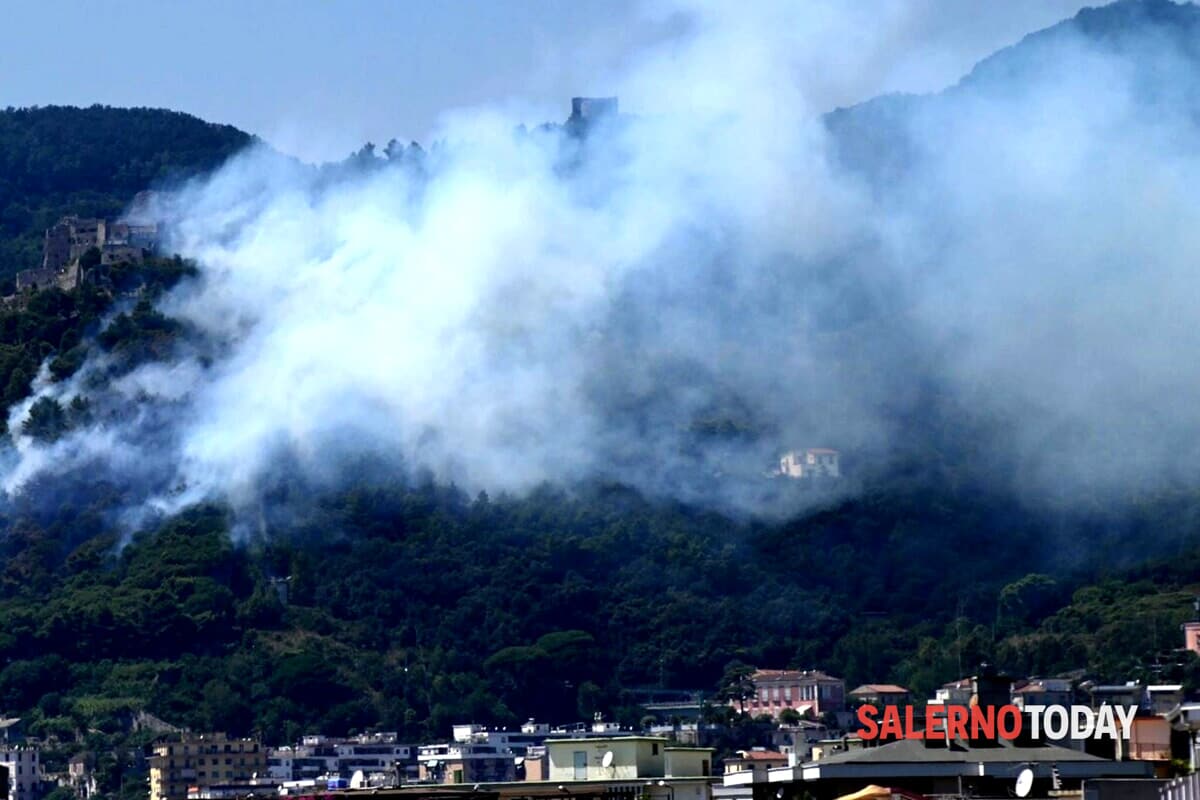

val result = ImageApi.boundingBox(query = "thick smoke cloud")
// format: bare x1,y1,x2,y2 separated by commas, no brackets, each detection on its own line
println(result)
4,0,1200,524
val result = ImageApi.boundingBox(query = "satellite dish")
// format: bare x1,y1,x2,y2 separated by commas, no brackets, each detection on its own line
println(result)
1016,768,1034,798
602,751,615,769
350,770,365,789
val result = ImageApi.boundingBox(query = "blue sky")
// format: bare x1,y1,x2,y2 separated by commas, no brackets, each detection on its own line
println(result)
0,0,1091,163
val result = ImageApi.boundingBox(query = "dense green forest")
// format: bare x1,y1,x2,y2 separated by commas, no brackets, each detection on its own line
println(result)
0,105,251,282
3,459,1200,798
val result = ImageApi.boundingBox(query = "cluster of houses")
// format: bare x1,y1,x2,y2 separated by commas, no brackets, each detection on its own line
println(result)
24,613,1200,800
7,659,1200,800
82,636,1200,800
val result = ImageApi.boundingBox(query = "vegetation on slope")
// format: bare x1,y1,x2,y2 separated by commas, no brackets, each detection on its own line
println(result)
0,105,251,281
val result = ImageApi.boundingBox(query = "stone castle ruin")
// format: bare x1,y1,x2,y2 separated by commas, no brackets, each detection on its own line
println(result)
16,213,159,293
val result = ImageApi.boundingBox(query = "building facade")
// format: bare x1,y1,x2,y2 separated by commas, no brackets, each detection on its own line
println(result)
67,753,97,800
267,733,414,783
15,215,158,295
848,685,910,708
738,670,846,719
779,450,840,479
149,734,266,800
545,736,713,782
0,746,41,800
416,743,515,785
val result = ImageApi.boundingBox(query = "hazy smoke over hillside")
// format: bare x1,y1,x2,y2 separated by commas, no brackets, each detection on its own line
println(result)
5,0,1200,524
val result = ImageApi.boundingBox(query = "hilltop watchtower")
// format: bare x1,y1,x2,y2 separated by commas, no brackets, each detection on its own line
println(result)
570,96,618,122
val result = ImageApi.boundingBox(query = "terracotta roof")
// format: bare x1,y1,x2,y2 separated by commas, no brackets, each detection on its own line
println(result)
941,679,972,690
753,669,842,683
850,684,909,695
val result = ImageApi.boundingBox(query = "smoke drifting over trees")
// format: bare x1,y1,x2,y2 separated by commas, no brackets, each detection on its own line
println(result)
5,0,1200,527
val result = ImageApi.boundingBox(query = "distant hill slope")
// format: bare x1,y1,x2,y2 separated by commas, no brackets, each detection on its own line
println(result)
0,105,252,281
825,0,1200,185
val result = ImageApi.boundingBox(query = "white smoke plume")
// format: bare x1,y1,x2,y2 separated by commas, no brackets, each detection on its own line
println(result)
4,0,1200,524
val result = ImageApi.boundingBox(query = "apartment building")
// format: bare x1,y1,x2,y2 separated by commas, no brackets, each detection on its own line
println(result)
149,733,266,800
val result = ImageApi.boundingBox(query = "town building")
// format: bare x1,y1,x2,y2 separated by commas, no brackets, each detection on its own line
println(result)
778,450,840,479
848,685,910,708
723,750,788,782
737,669,845,719
519,746,548,781
149,733,266,800
1184,620,1200,656
333,778,704,800
1146,685,1185,715
1166,702,1200,771
544,736,713,782
267,733,414,783
809,737,866,762
1083,682,1144,711
1012,677,1074,709
646,722,723,747
770,720,829,763
0,745,41,800
931,678,973,706
452,721,548,755
67,753,97,800
766,736,1152,800
1117,714,1173,773
185,780,277,800
927,669,1012,710
663,748,714,779
416,742,515,785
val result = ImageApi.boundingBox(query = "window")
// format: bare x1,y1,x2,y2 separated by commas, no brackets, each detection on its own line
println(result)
652,743,659,756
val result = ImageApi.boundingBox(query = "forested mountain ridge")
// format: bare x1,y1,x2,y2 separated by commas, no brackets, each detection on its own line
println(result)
826,0,1200,186
0,105,252,282
2,3,1200,798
